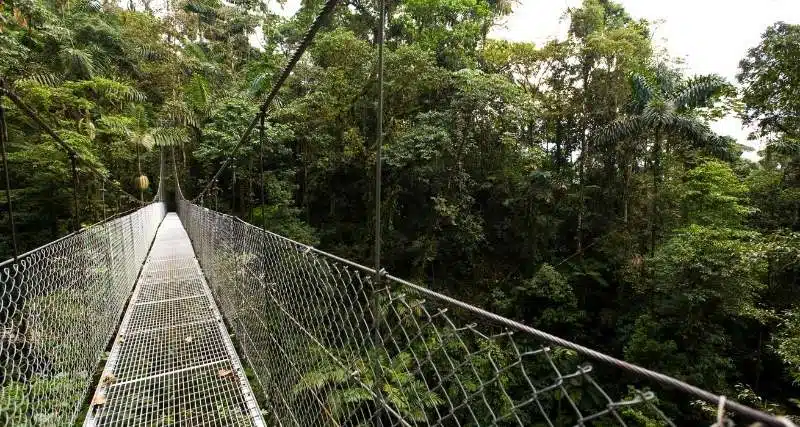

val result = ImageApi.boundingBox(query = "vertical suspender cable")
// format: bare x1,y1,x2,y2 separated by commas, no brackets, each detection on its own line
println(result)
136,141,143,203
70,154,80,232
371,0,387,422
373,0,386,292
0,94,18,258
232,158,237,215
259,114,267,231
101,180,107,219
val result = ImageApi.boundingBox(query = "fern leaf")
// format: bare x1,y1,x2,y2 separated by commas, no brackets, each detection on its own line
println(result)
63,47,95,79
15,73,61,87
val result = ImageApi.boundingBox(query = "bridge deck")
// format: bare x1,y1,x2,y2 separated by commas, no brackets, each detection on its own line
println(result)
84,213,265,427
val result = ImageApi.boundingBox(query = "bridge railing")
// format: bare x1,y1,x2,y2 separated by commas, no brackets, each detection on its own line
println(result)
177,199,787,427
0,202,165,425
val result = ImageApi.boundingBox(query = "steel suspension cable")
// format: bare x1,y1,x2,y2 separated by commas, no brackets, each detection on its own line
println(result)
192,0,341,202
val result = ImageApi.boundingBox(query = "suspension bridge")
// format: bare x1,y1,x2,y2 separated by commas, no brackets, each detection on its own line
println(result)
1,169,794,427
0,0,797,425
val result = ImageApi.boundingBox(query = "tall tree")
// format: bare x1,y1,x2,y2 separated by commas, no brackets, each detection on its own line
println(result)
597,68,728,253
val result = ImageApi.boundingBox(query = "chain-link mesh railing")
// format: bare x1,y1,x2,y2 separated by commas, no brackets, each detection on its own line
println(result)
0,202,165,425
176,199,788,427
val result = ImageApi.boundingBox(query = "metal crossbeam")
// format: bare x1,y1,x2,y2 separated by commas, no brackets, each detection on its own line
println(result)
83,214,265,427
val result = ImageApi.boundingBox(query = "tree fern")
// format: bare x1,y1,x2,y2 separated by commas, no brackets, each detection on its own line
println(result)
249,70,272,97
152,127,189,147
62,47,95,79
131,131,155,150
97,115,135,136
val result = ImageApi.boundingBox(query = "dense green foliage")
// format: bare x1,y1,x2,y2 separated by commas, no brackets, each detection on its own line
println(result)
1,0,799,423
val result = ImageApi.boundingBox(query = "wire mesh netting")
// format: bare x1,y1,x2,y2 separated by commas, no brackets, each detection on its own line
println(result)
0,202,165,425
84,213,264,427
178,200,687,427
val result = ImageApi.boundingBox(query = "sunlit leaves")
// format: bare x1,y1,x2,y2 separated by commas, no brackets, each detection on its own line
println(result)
680,160,753,227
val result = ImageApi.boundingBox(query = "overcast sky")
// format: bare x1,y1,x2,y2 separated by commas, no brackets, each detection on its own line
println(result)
489,0,800,158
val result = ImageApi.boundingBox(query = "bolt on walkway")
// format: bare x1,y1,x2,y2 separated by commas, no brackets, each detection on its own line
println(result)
84,213,265,426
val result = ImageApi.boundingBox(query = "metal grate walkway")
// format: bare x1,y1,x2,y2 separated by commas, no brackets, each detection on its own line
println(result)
84,213,265,426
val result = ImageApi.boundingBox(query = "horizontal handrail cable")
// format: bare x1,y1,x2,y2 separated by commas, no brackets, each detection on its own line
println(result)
179,203,790,426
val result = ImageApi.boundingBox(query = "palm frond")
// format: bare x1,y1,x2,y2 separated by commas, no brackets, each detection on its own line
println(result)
766,137,800,157
653,62,680,97
164,101,200,128
40,23,74,44
183,0,217,19
628,73,654,114
596,116,645,145
132,131,155,149
85,78,147,103
184,74,210,112
672,75,728,112
183,42,210,62
641,99,683,131
136,46,164,61
126,87,147,103
700,135,738,161
69,0,102,13
671,115,713,142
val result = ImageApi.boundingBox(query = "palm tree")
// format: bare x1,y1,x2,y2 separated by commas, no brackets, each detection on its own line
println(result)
597,66,728,254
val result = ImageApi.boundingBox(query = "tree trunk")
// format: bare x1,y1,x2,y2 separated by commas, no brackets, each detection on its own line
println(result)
623,160,631,224
650,131,661,256
577,63,591,254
